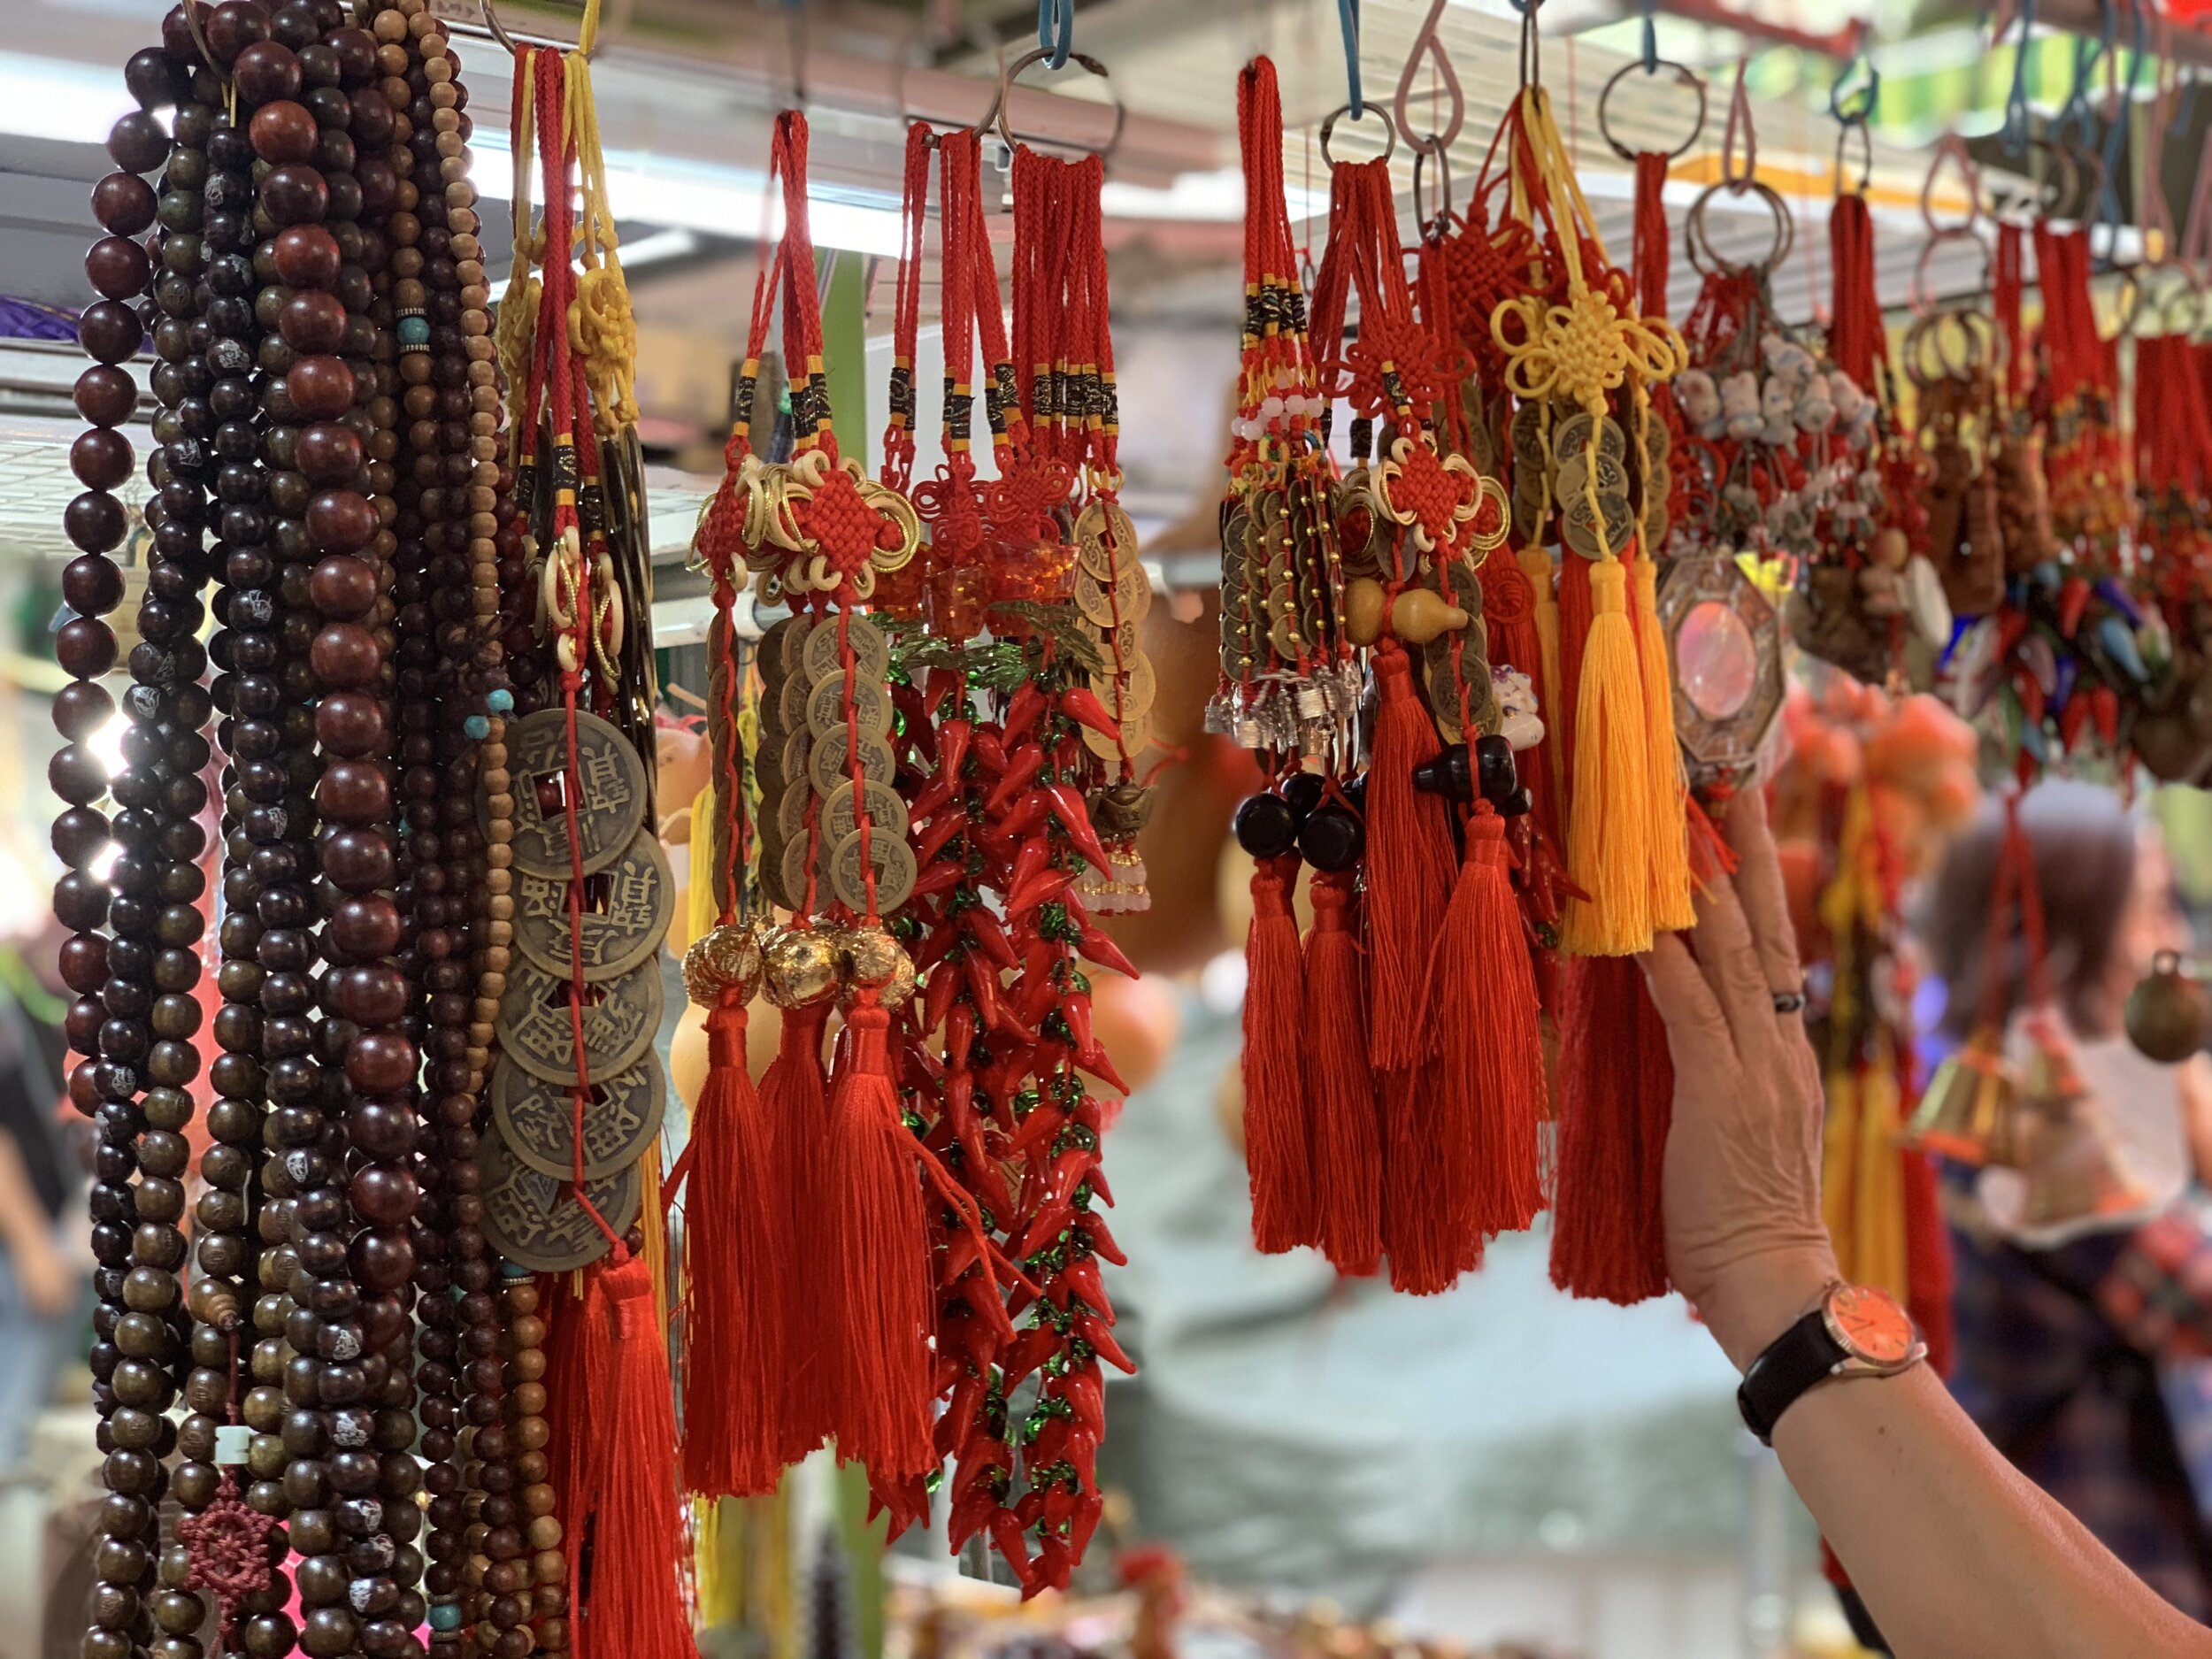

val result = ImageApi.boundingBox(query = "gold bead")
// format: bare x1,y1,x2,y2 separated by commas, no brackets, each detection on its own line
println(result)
837,926,917,1008
763,926,841,1009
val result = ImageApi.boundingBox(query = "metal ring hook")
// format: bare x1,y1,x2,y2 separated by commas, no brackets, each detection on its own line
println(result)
1599,56,1705,163
1317,101,1398,166
985,48,1126,161
476,0,604,61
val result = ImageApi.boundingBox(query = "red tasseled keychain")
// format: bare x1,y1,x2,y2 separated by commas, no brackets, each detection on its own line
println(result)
515,45,694,1657
1434,805,1547,1239
1303,864,1383,1276
823,989,937,1479
1243,852,1313,1252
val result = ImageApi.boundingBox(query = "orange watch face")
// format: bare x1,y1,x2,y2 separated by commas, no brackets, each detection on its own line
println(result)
1826,1285,1916,1365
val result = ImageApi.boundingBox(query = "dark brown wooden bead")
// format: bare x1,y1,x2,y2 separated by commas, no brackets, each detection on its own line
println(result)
74,365,138,428
249,96,317,164
57,617,119,678
272,224,341,288
106,111,173,175
78,302,145,365
91,171,158,237
260,163,328,227
71,427,134,491
286,356,354,420
204,0,270,65
296,426,364,487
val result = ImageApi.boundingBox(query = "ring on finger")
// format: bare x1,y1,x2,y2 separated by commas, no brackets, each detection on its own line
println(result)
1770,984,1808,1015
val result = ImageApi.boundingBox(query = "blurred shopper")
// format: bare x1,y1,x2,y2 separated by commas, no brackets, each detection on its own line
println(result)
0,933,81,1472
1916,782,2212,1621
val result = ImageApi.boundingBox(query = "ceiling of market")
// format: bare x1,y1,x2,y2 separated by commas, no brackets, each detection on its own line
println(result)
0,0,2189,574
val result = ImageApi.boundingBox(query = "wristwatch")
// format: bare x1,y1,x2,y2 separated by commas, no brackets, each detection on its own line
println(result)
1736,1281,1925,1445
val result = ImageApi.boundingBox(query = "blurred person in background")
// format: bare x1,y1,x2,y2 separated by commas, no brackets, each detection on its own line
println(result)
1916,780,2212,1621
0,920,82,1473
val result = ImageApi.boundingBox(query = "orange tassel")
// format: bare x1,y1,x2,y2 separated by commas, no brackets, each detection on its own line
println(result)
1242,854,1313,1253
1559,560,1655,956
823,994,936,1481
1365,641,1457,1071
1630,551,1694,932
572,1252,700,1659
1303,869,1382,1276
1434,806,1546,1238
679,994,787,1497
761,1001,833,1463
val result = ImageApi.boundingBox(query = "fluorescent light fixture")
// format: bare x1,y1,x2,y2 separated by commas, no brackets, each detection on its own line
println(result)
1100,166,1325,225
0,53,137,147
0,53,903,257
468,131,904,256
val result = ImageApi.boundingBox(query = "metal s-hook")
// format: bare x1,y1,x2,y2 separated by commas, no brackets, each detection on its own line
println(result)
1037,0,1072,72
476,0,608,61
1393,0,1465,157
1830,49,1879,127
1339,0,1364,120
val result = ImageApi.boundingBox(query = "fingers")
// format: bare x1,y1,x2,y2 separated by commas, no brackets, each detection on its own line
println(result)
1724,789,1805,1005
1690,870,1788,1077
1639,933,1732,1065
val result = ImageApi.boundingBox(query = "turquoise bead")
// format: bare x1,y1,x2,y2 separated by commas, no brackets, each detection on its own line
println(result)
501,1259,532,1279
398,314,431,348
465,714,490,739
429,1605,463,1632
488,687,515,712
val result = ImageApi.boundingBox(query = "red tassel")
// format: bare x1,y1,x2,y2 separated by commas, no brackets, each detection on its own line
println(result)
1366,641,1457,1071
1243,854,1313,1253
1434,807,1546,1238
823,994,936,1481
1381,1061,1480,1295
679,994,787,1497
1901,1144,1955,1375
573,1252,698,1659
1302,870,1382,1275
1548,956,1671,1303
761,1001,833,1463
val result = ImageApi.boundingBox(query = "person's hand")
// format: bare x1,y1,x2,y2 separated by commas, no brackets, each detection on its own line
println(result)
1641,789,1839,1372
12,1231,76,1321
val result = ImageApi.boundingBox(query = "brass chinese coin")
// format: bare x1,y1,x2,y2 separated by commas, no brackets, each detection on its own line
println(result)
495,956,664,1086
494,707,649,879
512,827,675,982
490,1054,668,1183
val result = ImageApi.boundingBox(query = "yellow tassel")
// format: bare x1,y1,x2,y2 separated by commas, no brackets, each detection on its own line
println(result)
640,1138,672,1330
1558,559,1654,956
1518,542,1565,809
1632,557,1694,932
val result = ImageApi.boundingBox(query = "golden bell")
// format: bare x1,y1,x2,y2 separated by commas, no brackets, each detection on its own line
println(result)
1902,1026,2028,1167
2015,1090,2156,1237
2125,951,2210,1064
834,925,918,1010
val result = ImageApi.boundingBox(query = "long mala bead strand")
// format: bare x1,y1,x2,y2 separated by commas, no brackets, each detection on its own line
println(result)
78,25,226,1659
172,45,282,1651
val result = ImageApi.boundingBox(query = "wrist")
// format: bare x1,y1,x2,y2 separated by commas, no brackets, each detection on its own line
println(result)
1698,1249,1842,1374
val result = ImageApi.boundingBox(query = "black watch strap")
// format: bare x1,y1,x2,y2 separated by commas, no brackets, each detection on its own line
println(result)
1736,1302,1845,1445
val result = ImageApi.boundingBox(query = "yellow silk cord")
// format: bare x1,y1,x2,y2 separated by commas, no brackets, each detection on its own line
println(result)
493,47,540,465
1517,541,1565,806
1818,789,1910,1299
562,27,641,434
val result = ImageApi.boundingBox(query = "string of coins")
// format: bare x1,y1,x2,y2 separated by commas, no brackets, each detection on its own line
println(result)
1209,58,1352,756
